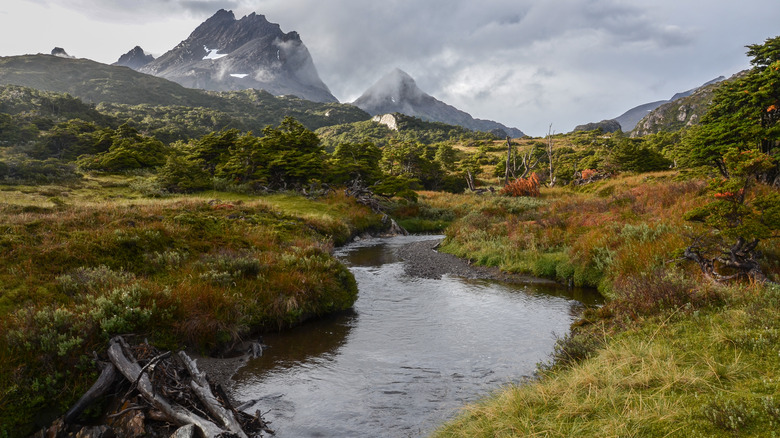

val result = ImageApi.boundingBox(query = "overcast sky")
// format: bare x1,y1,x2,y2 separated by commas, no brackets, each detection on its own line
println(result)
1,0,779,136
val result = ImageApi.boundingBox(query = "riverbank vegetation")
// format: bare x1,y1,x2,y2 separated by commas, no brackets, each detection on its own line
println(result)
432,36,780,437
0,183,386,434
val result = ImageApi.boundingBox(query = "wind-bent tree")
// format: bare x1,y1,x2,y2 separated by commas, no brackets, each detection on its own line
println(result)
683,37,780,179
683,36,780,282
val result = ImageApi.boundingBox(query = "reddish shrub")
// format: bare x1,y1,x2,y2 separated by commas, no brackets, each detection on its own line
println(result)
500,173,541,197
581,169,598,180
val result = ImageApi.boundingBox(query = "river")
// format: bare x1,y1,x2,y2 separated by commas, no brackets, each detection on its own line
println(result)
231,235,602,437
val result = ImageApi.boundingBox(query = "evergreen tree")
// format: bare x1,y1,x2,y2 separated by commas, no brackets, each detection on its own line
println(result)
683,36,780,282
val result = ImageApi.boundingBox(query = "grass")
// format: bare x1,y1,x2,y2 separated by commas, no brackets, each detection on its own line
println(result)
434,173,731,298
426,171,780,437
434,283,780,437
0,179,386,436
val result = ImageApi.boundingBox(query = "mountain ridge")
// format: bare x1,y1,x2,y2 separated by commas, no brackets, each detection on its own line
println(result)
353,68,525,137
0,54,369,136
630,72,742,137
612,76,726,131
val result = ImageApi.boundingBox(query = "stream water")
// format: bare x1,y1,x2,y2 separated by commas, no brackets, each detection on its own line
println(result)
232,235,602,437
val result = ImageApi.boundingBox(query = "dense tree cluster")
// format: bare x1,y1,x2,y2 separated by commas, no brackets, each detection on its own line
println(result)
681,36,780,281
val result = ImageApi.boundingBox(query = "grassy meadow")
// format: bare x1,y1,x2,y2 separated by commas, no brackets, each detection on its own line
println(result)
427,171,780,437
0,176,387,435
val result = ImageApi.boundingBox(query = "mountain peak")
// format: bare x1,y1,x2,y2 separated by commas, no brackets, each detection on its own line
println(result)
354,69,524,137
113,46,155,70
206,9,236,23
138,10,336,102
359,68,424,105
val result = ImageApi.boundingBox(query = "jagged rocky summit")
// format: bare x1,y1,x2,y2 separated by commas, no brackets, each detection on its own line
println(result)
113,46,155,70
138,9,336,103
354,68,524,138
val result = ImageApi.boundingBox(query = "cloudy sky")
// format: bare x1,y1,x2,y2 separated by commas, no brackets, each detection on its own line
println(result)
1,0,778,136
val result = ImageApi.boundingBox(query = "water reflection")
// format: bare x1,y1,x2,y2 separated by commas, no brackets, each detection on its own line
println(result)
234,311,355,379
232,235,602,438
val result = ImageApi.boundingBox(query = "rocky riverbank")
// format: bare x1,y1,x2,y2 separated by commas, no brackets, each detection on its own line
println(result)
395,238,558,285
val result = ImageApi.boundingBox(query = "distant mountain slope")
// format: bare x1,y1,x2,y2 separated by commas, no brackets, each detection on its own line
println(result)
613,77,726,132
139,9,336,103
572,119,621,133
613,100,669,133
631,73,742,137
316,112,500,151
0,54,220,107
0,54,369,135
353,68,525,138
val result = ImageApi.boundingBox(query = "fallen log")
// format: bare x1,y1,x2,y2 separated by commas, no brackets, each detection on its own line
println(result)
50,335,271,437
63,361,119,424
107,337,228,437
178,350,248,438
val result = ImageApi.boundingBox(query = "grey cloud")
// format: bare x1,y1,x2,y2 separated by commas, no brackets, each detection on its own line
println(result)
27,0,236,22
13,0,780,135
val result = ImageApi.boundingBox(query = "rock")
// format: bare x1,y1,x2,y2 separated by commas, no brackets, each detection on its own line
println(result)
113,46,155,70
51,47,73,58
139,9,337,102
170,423,196,438
372,113,399,131
572,119,622,133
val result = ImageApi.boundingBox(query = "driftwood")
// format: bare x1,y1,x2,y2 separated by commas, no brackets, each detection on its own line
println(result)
177,351,247,438
53,336,271,438
63,361,119,424
344,178,386,213
107,337,229,437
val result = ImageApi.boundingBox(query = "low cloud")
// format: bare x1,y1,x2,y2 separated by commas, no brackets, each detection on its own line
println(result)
13,0,780,135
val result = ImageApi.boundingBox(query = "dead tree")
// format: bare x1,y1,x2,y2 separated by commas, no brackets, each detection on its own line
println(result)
344,177,384,213
546,124,556,187
684,236,770,283
54,336,271,437
518,149,541,179
504,136,515,184
465,169,476,191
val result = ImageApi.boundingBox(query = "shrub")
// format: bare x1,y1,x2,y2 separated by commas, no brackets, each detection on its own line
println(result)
580,168,598,180
611,268,722,318
156,154,211,193
56,265,135,296
702,397,753,432
500,173,541,197
538,331,603,372
0,156,81,184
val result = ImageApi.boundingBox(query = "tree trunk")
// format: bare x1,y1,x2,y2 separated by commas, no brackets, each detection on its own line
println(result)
546,124,556,187
64,362,119,424
504,136,513,184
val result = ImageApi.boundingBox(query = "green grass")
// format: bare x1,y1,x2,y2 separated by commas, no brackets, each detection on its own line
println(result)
424,172,780,437
0,180,386,436
434,283,780,437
